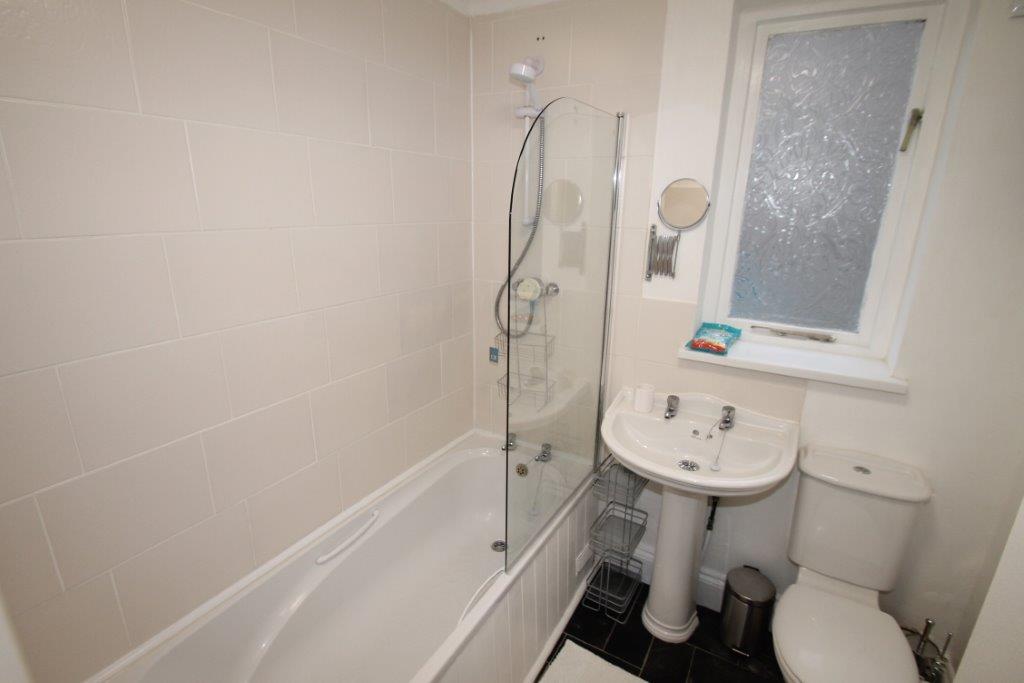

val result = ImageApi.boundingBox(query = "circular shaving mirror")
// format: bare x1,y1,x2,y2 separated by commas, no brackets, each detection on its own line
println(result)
542,179,584,225
657,178,710,231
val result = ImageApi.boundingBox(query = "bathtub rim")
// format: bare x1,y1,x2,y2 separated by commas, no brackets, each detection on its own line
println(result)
87,428,500,683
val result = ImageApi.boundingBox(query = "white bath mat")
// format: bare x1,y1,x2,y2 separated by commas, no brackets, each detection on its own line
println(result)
540,639,644,682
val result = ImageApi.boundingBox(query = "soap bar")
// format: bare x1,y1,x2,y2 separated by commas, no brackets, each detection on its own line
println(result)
687,322,741,355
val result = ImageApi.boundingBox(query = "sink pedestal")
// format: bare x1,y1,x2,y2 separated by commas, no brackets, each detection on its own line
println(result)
642,487,706,643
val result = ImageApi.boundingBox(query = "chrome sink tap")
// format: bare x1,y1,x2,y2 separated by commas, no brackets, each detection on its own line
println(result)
665,395,679,420
720,405,736,431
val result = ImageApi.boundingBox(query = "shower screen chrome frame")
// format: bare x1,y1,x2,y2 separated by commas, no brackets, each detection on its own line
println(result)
501,98,626,569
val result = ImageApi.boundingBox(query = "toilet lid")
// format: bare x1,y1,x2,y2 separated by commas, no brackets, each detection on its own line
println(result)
773,585,919,683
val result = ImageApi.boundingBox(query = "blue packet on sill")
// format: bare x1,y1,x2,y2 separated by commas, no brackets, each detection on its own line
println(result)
687,322,741,355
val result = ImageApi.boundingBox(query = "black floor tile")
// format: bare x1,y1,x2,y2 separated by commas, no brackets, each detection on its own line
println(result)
686,649,769,683
564,600,616,649
686,607,781,680
640,640,695,682
555,584,782,682
603,595,654,668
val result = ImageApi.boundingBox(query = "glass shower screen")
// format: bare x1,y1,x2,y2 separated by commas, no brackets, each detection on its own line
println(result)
500,98,621,567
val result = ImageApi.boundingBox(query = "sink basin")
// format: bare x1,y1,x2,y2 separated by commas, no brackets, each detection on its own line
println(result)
599,387,799,644
601,389,798,496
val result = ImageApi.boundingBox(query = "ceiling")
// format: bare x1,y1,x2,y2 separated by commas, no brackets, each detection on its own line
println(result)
440,0,560,17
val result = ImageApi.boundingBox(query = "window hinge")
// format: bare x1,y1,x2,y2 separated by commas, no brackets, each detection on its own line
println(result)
899,108,924,152
751,325,836,343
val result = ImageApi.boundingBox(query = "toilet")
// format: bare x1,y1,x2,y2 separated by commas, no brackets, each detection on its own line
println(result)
772,445,932,683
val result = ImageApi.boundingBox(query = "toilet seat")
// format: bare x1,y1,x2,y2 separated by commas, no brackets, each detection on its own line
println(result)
772,584,918,683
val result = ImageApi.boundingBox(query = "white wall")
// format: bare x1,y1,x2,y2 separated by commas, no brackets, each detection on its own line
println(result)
957,494,1024,681
617,0,1024,661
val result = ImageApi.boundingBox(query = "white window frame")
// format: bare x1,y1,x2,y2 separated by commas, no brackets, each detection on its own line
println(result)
691,0,970,391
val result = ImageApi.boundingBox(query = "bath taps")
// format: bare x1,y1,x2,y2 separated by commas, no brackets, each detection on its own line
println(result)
665,395,679,420
535,443,552,462
720,405,736,431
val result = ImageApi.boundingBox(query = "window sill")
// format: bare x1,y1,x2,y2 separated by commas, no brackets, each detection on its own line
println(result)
677,339,908,394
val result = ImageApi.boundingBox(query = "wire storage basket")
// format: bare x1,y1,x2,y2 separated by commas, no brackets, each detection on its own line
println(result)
583,456,649,623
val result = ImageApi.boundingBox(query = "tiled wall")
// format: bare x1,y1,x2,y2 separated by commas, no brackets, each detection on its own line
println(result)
0,1,470,681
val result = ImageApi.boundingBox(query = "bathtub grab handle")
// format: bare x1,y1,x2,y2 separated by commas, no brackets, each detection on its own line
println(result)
457,567,505,624
315,510,380,565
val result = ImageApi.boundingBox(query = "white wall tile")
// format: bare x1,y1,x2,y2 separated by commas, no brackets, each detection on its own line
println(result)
0,237,179,376
324,296,402,379
367,64,436,153
270,33,369,143
37,437,213,587
202,397,316,510
164,229,299,335
0,0,137,110
470,18,493,92
189,0,296,32
382,0,448,84
391,152,448,222
0,146,17,239
441,334,473,394
0,498,62,615
60,337,231,469
0,370,80,504
0,103,197,238
570,0,666,84
310,368,388,455
448,11,471,92
187,123,314,229
13,574,130,683
337,422,405,507
453,283,473,337
291,226,380,310
378,224,438,293
220,313,330,414
248,458,341,563
386,347,442,421
436,84,471,159
127,0,277,128
491,9,571,92
399,286,453,354
449,159,472,222
309,141,393,225
294,0,384,62
112,504,253,645
404,388,471,464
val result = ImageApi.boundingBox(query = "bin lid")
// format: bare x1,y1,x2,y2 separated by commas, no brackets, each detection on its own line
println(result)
726,567,775,605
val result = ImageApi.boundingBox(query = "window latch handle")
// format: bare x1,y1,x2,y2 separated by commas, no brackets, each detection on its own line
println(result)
899,108,924,152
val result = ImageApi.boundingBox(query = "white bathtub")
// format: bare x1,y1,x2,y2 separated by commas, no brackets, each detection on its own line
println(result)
95,431,594,683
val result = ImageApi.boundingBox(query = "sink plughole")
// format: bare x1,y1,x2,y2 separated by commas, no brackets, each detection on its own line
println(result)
601,389,799,497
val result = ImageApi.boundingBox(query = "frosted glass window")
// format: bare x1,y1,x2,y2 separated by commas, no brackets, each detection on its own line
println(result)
729,21,924,332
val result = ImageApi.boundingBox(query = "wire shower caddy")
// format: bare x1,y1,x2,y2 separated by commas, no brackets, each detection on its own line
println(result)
495,293,556,410
583,457,649,623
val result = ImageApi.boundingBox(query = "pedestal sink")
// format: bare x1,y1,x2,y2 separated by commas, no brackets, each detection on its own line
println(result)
600,388,798,642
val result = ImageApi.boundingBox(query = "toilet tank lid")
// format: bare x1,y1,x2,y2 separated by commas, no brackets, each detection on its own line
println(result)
800,446,931,502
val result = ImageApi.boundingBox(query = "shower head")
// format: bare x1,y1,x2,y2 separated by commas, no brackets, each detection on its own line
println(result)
510,57,545,118
509,57,544,84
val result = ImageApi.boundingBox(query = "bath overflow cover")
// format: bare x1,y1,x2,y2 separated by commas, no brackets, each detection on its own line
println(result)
491,540,507,552
515,463,529,477
677,459,699,471
854,466,871,475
